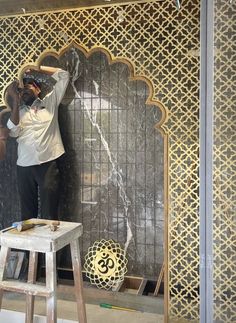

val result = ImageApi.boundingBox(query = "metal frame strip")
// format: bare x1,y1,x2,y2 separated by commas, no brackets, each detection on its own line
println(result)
200,0,214,322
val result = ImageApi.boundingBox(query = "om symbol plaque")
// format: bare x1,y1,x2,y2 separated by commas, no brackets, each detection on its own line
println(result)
84,239,128,290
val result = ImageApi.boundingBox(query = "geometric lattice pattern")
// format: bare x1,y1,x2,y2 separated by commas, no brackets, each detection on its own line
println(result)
0,0,200,320
213,1,236,322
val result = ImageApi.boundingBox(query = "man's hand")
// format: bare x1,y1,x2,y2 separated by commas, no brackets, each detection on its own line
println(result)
39,65,61,75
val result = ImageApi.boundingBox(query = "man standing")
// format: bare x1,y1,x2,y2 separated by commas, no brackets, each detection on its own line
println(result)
6,66,70,221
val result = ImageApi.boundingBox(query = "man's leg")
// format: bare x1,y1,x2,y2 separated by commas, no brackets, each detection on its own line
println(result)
17,165,38,220
36,160,60,220
17,166,38,280
36,161,60,279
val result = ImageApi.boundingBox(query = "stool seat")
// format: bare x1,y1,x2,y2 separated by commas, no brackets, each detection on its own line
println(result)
0,218,83,252
0,219,87,323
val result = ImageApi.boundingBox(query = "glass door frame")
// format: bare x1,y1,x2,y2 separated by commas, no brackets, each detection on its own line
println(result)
200,0,214,322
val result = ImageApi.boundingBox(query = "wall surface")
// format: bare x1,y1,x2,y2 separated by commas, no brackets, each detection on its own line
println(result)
0,0,200,320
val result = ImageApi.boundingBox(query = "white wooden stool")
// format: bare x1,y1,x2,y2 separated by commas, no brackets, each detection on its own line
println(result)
0,219,87,323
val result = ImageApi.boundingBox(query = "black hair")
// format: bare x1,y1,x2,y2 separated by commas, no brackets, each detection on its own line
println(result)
23,77,41,89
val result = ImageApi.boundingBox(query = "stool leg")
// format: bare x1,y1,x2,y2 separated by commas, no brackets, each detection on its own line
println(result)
0,246,10,309
46,252,57,323
25,251,38,323
70,239,87,323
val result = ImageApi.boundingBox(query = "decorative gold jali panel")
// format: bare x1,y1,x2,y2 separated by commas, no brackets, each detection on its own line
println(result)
213,1,236,322
0,0,200,320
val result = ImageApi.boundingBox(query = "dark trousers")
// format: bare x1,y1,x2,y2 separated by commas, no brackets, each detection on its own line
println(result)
17,160,60,221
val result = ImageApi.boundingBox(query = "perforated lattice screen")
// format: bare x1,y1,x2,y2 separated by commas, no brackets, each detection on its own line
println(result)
0,0,200,320
213,1,236,322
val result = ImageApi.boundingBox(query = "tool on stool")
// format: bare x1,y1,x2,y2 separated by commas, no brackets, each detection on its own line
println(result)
16,220,60,232
16,222,43,232
1,224,18,233
2,220,60,233
49,221,60,231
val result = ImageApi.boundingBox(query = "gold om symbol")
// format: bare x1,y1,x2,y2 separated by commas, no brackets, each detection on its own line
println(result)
94,250,117,277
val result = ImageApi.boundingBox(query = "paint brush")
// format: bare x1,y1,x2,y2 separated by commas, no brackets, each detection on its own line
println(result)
100,303,137,312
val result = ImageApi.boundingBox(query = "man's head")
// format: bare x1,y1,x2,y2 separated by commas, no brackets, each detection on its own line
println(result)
19,78,41,106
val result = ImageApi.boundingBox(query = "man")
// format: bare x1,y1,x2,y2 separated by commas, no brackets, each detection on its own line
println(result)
6,66,70,221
